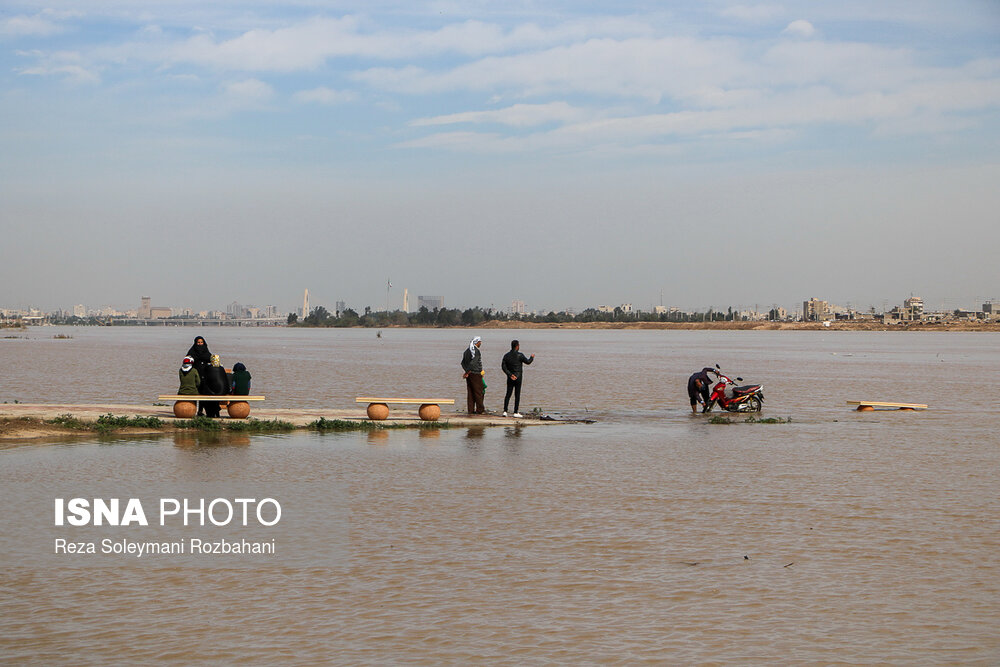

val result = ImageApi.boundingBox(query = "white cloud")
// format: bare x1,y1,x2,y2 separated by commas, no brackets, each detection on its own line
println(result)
411,102,589,127
1,14,66,38
400,76,1000,155
293,86,357,105
0,9,83,38
721,4,785,23
16,50,100,84
155,16,650,72
356,37,749,101
782,20,816,38
221,78,274,108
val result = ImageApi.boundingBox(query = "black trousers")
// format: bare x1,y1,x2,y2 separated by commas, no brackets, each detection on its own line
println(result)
688,383,709,406
466,373,485,414
504,376,522,413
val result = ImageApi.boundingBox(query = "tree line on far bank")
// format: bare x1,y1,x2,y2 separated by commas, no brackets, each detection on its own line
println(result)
288,305,769,328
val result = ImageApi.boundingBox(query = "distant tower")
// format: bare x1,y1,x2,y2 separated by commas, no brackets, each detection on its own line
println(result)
139,296,151,319
403,288,409,313
302,289,310,318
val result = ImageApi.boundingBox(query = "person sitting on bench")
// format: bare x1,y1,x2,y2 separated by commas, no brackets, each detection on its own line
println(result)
231,362,252,396
178,356,200,396
200,354,230,418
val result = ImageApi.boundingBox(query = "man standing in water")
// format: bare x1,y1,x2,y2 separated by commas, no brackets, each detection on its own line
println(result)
501,339,535,418
461,336,485,414
688,367,718,413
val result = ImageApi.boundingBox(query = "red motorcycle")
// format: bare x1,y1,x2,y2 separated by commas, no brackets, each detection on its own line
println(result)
706,366,765,413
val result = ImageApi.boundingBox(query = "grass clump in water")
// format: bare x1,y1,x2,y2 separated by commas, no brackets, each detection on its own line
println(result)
224,418,295,433
744,416,792,424
46,414,90,429
44,413,165,433
96,413,164,430
708,414,792,425
174,416,294,433
308,417,450,431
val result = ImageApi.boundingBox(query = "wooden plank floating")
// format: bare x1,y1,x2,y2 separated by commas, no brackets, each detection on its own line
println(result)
355,397,455,405
847,400,928,411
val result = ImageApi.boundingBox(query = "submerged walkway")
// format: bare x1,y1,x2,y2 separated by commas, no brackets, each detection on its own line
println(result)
0,403,570,439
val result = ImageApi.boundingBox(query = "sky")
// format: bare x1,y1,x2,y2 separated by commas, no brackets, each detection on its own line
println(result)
2,1,999,315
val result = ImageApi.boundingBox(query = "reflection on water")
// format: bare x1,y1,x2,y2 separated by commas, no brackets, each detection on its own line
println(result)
171,431,251,449
1,329,999,663
366,429,390,445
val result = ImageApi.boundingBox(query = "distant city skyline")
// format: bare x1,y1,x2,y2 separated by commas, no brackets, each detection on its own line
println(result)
2,291,995,321
2,2,998,311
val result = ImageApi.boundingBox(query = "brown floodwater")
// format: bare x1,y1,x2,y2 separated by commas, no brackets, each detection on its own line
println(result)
1,327,997,663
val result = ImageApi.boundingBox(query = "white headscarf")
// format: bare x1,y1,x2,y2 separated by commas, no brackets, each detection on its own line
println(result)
469,336,481,356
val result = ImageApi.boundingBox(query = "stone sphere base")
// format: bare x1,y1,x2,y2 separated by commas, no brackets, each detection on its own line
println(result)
227,401,251,419
367,403,390,420
173,401,197,418
856,405,875,412
418,404,441,421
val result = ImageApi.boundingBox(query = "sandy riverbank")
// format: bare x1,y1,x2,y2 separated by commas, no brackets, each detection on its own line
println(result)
0,403,568,440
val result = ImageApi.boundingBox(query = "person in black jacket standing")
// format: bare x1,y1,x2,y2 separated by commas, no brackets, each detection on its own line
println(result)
186,336,213,415
501,339,534,418
461,336,485,414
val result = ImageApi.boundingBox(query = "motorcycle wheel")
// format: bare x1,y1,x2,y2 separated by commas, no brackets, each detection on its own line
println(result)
748,396,762,412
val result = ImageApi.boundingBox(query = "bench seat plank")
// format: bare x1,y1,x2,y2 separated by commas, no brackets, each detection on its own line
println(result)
158,395,266,401
356,397,455,404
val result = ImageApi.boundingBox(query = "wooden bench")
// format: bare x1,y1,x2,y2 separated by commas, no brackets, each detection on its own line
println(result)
847,400,928,412
158,395,266,419
355,397,455,421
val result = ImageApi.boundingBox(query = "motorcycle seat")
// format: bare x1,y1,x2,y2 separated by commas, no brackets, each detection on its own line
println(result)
732,385,761,395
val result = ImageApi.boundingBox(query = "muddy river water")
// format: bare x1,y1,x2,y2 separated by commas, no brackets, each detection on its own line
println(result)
1,327,997,663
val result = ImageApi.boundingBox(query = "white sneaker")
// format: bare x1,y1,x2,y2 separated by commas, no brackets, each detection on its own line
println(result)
513,412,523,419
502,411,508,417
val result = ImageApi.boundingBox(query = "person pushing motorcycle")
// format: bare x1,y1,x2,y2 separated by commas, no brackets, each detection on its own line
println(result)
687,367,718,413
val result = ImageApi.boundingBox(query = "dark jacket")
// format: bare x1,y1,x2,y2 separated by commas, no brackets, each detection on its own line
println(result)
201,366,230,396
187,338,212,376
688,368,716,392
501,350,533,379
461,347,483,374
231,369,252,395
178,368,201,395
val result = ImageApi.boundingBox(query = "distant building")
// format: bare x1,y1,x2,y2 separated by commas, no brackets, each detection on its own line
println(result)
335,301,346,315
402,289,409,313
150,307,171,319
73,304,86,318
887,295,925,322
511,299,526,315
803,298,830,322
418,296,443,311
620,303,633,313
903,296,924,320
597,305,614,313
653,305,668,314
984,302,997,320
139,297,151,319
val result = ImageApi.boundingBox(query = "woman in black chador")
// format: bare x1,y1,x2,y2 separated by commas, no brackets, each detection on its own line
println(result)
186,336,213,415
200,354,231,418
